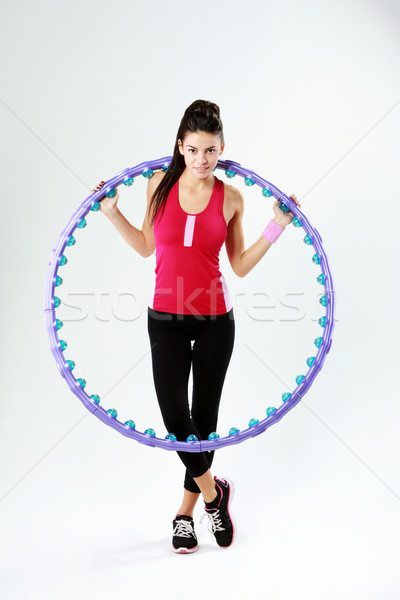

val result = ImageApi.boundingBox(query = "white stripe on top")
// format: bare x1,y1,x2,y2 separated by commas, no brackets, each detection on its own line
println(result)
183,215,196,247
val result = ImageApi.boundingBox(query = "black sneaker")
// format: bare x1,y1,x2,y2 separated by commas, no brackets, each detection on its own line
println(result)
172,514,198,554
201,476,236,548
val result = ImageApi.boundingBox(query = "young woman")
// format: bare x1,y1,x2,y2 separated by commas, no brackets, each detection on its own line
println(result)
92,99,300,553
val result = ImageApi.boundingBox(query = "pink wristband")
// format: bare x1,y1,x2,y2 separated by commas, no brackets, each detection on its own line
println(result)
262,219,285,243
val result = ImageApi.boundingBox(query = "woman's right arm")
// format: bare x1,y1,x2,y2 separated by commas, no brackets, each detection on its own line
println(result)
92,173,163,258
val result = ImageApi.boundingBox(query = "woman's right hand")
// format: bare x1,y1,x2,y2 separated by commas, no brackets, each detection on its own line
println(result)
91,180,120,214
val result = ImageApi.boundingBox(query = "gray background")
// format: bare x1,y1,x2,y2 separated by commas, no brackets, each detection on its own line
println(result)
1,0,399,598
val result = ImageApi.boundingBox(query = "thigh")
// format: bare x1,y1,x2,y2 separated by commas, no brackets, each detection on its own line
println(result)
147,311,192,420
191,311,235,429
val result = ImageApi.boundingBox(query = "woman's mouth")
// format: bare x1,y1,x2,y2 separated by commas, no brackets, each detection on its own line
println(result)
195,167,209,172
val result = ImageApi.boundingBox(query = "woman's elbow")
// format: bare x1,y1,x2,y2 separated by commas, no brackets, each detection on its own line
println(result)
141,234,155,258
142,246,155,258
233,262,246,278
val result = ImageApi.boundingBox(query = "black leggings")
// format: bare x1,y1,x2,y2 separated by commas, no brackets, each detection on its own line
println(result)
147,306,235,493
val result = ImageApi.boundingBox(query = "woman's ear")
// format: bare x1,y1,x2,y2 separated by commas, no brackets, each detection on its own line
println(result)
178,139,184,155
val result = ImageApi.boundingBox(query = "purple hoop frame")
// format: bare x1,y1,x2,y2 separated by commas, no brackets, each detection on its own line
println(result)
44,156,335,452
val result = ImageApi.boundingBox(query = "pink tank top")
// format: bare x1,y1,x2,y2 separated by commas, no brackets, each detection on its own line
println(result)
148,174,233,315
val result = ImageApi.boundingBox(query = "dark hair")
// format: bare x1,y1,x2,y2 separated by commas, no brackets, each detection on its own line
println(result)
148,99,224,227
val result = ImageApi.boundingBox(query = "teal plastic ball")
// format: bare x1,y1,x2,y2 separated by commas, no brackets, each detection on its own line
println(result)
262,188,272,197
314,337,323,348
304,234,312,245
312,253,320,264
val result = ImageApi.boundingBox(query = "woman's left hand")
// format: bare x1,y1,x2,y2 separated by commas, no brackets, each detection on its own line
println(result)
272,194,301,227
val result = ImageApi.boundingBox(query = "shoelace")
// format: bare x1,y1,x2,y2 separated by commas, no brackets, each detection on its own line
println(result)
200,508,225,535
173,519,196,538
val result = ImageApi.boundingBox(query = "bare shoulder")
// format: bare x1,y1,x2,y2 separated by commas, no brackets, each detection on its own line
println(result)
146,170,166,210
223,181,244,218
147,169,165,193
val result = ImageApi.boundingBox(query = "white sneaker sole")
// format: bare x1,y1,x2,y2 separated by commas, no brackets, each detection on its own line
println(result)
172,544,199,554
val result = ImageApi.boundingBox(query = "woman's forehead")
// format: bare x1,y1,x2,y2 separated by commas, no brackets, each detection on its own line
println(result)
183,131,221,147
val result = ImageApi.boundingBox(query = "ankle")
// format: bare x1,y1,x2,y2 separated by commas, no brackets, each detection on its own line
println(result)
203,484,218,505
176,508,193,518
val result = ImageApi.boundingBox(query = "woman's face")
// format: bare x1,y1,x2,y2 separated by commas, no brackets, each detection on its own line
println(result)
178,131,225,179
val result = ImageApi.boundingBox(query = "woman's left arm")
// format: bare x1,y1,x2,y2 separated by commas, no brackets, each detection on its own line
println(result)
225,188,301,278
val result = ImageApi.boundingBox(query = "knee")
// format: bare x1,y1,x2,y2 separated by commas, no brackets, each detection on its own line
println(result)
162,414,193,440
191,415,217,440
